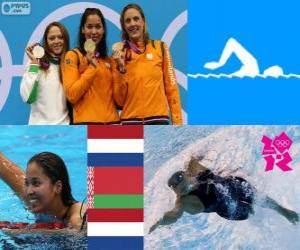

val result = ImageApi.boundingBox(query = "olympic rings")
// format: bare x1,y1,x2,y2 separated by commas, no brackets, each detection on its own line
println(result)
274,139,290,148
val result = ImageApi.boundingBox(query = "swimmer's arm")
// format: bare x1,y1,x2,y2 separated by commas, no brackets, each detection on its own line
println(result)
149,199,183,233
0,152,26,200
262,196,299,224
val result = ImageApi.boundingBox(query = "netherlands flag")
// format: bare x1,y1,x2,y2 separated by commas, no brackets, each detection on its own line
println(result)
87,125,144,250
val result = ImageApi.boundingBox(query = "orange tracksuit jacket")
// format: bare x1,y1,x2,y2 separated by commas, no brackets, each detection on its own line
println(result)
113,40,183,125
62,48,119,124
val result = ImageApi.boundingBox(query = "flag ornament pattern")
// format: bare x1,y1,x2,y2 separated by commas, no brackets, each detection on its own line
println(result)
87,125,144,250
88,166,94,208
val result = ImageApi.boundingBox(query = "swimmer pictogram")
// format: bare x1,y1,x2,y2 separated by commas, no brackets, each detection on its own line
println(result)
189,37,300,79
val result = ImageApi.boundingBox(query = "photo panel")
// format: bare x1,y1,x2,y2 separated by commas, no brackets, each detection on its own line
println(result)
0,125,87,249
0,0,187,125
188,0,300,124
145,126,300,249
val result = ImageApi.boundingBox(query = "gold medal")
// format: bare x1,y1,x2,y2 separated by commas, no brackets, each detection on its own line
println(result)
32,45,45,59
112,42,124,52
84,39,96,53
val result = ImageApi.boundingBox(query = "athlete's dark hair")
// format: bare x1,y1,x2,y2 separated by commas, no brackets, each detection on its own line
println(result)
120,3,149,43
78,8,107,58
168,171,185,189
27,152,76,207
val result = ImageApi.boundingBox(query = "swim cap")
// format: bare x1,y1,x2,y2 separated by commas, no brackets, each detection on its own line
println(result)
168,171,185,189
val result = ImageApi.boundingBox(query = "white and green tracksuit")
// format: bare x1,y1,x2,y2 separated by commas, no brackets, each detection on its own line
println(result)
20,62,70,125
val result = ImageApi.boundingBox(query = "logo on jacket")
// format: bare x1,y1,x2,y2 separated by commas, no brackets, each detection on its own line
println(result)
146,53,153,60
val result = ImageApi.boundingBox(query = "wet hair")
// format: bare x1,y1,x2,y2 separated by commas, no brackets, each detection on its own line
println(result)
168,171,185,189
42,22,70,64
27,152,76,207
120,3,149,42
78,8,108,58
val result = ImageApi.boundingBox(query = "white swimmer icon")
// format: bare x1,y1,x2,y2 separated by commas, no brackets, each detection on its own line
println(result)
204,38,259,77
189,37,300,79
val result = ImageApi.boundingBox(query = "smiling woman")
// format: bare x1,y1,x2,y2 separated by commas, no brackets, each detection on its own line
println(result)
0,151,86,230
112,4,183,125
62,8,120,124
20,22,71,125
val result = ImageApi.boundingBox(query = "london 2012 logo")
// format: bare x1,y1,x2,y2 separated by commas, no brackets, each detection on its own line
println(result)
261,132,293,172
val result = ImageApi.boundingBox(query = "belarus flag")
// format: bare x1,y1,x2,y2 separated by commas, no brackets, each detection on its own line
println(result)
87,125,144,250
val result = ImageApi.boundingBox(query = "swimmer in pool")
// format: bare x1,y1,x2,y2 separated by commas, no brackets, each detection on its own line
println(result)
149,157,299,233
0,152,86,230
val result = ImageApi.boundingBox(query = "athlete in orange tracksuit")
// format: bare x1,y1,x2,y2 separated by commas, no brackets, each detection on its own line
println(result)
62,8,119,124
62,48,119,124
113,4,183,125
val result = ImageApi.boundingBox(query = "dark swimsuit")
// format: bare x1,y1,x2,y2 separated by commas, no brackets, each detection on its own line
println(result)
35,201,87,230
35,205,71,225
188,170,254,220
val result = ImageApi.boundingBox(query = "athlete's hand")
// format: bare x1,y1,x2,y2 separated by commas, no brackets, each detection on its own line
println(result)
286,210,299,225
86,51,98,69
112,42,126,73
25,43,39,64
148,221,160,234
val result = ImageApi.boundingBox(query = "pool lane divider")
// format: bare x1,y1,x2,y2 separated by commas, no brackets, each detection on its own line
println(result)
87,125,144,250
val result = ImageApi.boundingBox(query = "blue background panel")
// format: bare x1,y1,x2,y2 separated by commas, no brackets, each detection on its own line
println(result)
188,0,300,124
